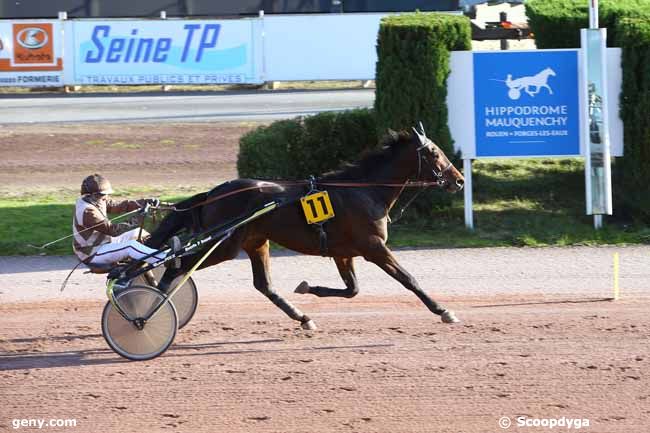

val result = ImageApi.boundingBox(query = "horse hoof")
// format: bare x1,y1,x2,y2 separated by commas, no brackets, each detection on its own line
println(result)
294,281,310,294
441,310,460,324
301,319,317,331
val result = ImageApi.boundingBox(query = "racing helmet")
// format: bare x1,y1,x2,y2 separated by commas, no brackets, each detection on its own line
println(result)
80,174,114,195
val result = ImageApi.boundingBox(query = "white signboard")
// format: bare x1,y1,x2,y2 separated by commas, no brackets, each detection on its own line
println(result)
67,20,262,85
447,48,623,229
263,13,386,81
0,20,64,87
448,48,623,159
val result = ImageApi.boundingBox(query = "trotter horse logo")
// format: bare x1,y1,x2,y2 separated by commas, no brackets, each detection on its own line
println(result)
492,67,557,100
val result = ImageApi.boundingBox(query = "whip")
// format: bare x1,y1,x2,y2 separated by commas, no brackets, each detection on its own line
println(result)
27,208,142,250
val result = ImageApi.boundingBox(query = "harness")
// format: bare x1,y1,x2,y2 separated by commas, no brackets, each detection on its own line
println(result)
302,176,331,256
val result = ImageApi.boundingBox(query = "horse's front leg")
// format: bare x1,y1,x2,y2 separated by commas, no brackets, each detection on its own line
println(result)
525,85,537,97
362,237,459,323
294,256,359,298
244,239,317,330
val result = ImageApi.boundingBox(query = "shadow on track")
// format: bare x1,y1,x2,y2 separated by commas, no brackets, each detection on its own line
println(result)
472,297,614,308
0,336,393,371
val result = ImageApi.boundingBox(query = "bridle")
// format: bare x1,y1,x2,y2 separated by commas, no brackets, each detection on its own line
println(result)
412,122,453,187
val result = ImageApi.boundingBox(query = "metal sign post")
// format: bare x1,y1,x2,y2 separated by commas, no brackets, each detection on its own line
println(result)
583,0,613,229
463,158,474,229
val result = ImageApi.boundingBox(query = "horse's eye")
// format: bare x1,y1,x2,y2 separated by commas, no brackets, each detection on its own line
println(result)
432,151,439,159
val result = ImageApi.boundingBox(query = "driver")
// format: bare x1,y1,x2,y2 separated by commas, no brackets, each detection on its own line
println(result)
72,174,179,267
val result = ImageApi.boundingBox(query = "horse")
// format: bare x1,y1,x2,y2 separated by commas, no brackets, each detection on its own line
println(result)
505,67,556,99
146,126,465,329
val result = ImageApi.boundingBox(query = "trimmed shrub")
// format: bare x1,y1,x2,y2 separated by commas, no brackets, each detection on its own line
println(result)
237,108,377,179
291,109,379,178
526,0,650,48
374,12,471,217
237,118,303,179
612,18,650,220
374,12,471,157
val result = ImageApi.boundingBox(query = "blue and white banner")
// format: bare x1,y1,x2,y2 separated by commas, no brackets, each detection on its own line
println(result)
447,49,623,159
473,50,580,157
68,20,261,85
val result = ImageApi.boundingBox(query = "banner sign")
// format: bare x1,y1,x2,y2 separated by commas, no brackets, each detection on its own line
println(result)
0,20,64,87
69,20,261,85
473,50,580,157
448,49,623,160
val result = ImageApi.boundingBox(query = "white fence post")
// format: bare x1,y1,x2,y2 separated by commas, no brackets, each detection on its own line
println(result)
464,158,474,230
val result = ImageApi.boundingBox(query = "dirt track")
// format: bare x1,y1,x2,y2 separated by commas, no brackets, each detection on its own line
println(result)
1,247,650,433
0,123,255,196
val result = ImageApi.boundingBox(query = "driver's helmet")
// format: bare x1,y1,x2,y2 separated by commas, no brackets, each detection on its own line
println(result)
80,174,114,195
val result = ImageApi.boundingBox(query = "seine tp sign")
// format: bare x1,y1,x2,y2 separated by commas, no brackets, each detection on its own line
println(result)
473,50,580,157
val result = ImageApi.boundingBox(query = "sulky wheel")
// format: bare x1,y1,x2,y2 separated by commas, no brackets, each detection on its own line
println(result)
102,285,178,361
131,269,198,330
508,87,521,100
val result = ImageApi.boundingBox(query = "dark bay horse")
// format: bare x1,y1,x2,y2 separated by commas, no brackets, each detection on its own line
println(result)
147,127,465,329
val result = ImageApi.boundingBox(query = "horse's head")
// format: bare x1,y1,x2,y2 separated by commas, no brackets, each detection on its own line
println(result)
411,124,464,193
545,67,556,77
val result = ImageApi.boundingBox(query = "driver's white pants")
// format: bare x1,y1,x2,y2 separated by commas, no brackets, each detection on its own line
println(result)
88,229,166,266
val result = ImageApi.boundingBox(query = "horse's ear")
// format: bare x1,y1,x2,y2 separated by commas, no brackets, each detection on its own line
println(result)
412,122,427,148
417,121,426,136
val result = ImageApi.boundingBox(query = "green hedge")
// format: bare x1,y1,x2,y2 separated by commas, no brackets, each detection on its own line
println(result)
237,108,377,179
613,18,650,220
374,12,471,157
526,0,650,48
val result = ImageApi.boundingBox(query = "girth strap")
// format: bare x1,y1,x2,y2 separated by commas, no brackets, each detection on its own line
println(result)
317,223,328,257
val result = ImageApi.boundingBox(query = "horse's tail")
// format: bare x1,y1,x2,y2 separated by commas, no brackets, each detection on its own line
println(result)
146,192,208,249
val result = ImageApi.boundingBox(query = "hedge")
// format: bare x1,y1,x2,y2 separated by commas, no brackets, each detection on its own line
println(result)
374,12,471,158
612,18,650,220
526,0,650,48
237,108,377,180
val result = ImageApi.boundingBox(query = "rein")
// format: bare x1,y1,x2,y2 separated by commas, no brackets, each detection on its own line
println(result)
169,123,455,216
166,179,445,213
28,208,142,250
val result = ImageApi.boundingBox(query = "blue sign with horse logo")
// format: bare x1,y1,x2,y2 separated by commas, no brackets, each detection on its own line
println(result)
473,50,580,157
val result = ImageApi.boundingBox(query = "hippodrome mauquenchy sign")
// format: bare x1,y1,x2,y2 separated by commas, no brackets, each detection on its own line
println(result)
473,50,580,157
69,20,261,85
447,48,623,160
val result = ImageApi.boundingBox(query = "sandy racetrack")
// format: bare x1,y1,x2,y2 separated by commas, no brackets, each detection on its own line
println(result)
1,247,649,433
4,4,645,429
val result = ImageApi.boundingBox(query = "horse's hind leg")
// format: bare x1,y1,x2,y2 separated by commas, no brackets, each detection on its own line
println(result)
363,238,459,324
294,257,359,298
244,239,317,330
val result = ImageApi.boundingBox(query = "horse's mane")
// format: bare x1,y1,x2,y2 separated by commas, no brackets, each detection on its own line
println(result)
320,130,412,181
